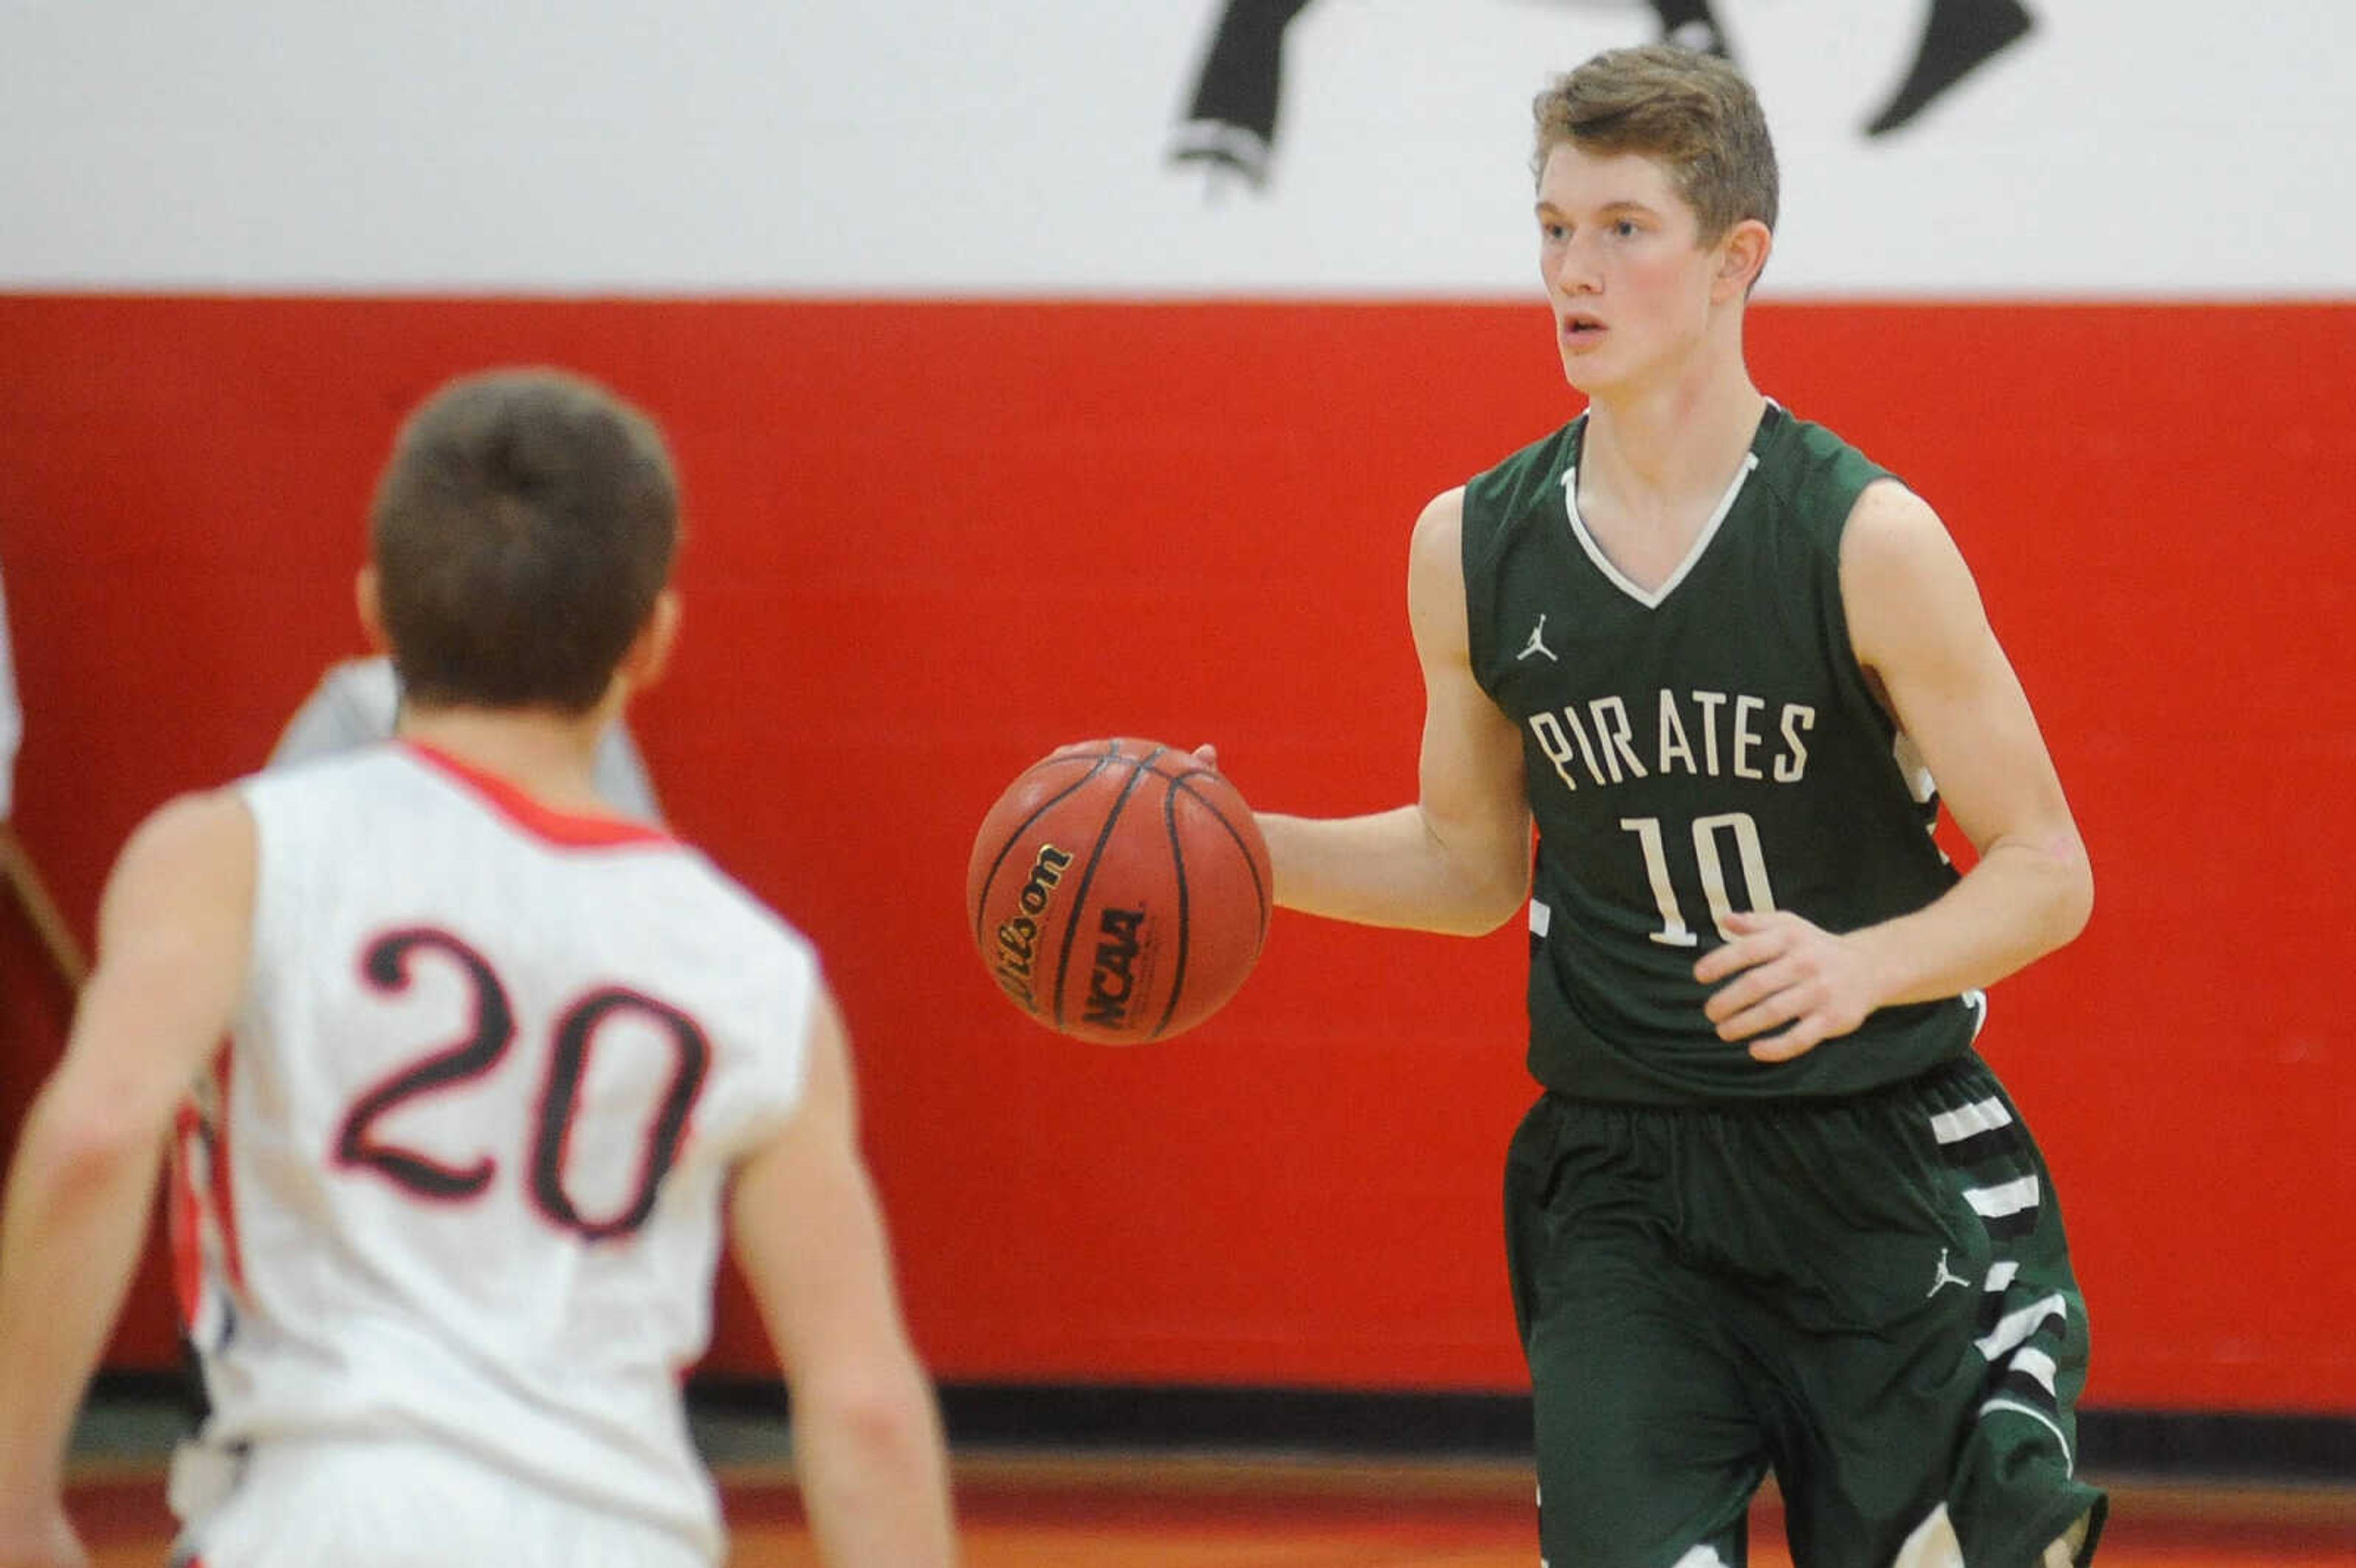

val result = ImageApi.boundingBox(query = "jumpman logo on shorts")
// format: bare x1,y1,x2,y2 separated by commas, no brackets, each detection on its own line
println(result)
1518,614,1558,663
1927,1247,1973,1297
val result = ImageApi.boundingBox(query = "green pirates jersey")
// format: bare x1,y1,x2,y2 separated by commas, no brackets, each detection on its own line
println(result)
1463,402,1982,1103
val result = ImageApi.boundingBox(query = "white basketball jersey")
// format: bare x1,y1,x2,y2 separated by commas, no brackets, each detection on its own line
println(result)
169,742,818,1561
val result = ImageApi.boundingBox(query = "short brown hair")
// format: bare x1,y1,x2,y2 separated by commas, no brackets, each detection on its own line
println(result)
370,367,679,714
1532,44,1779,245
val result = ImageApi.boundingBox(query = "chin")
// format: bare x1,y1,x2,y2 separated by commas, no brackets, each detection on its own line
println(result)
1557,358,1611,398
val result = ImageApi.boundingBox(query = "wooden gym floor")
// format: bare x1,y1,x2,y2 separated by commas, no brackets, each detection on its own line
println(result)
64,1445,2356,1566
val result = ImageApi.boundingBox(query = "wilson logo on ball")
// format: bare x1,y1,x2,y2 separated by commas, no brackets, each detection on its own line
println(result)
989,844,1075,1011
966,739,1271,1044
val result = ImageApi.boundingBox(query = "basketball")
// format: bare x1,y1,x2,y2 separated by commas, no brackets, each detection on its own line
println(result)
966,738,1272,1044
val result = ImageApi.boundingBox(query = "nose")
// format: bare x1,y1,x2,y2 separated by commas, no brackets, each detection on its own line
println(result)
1549,233,1601,296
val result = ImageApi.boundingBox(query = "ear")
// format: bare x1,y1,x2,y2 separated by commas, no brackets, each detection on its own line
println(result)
617,590,682,695
1714,218,1773,301
355,566,391,653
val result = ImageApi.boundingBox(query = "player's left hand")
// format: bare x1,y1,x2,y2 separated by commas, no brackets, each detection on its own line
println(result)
1694,910,1879,1063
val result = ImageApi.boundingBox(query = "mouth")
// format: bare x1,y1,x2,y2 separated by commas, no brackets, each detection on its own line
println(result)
1560,313,1607,343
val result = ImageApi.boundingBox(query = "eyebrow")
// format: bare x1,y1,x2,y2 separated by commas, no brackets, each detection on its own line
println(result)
1535,199,1661,221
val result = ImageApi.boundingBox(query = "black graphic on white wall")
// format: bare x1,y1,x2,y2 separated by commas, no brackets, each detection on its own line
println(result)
1171,0,2036,190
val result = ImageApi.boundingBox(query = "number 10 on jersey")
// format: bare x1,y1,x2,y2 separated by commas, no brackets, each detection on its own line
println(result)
1620,812,1776,948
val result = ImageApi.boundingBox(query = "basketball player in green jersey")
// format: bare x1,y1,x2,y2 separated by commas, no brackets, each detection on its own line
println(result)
1241,44,2103,1568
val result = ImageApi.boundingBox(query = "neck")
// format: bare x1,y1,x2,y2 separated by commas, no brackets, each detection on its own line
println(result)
1582,360,1767,504
395,699,622,817
1573,293,1764,491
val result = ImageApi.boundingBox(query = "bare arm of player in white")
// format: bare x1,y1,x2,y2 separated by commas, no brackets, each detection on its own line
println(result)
0,791,255,1568
1696,480,2093,1061
728,991,958,1568
1253,488,1534,936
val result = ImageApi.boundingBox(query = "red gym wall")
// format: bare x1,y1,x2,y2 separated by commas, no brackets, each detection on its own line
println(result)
2,295,2351,1415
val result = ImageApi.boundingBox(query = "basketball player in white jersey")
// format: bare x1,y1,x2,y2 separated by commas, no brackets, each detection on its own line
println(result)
0,369,959,1568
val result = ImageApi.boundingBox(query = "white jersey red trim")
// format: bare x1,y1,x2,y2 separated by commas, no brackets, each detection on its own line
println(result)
171,742,818,1561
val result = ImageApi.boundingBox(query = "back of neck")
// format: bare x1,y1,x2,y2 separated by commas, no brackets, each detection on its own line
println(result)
396,704,617,818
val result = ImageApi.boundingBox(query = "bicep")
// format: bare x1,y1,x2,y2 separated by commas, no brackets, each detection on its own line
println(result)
41,791,255,1143
1841,484,2079,858
727,990,917,1388
1407,491,1531,857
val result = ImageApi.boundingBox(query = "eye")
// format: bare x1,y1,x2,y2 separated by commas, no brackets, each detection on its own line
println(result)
1541,221,1569,243
1612,218,1641,239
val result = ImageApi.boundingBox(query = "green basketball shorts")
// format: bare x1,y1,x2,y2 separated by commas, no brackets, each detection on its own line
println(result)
1503,1053,2105,1567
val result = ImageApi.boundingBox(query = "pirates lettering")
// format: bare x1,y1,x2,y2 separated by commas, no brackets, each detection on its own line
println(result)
1526,691,1819,792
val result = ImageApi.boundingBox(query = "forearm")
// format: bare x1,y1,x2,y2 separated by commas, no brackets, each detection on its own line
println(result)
1259,805,1528,936
795,1364,958,1567
1852,834,2092,1010
0,1094,167,1499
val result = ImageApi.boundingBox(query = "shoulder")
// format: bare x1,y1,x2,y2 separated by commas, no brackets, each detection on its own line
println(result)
39,788,256,1136
1839,478,1968,592
1408,486,1469,596
119,788,256,883
99,786,258,959
1403,488,1474,659
1411,485,1466,558
1836,481,1990,671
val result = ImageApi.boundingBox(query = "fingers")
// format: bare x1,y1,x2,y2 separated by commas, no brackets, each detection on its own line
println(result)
1190,742,1220,770
1747,1020,1831,1064
1692,910,1858,1063
1717,986,1835,1061
1705,959,1820,1043
1691,907,1778,985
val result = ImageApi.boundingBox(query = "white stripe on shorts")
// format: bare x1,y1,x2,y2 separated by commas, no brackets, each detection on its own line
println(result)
2009,1346,2062,1397
1977,1293,2068,1362
1928,1096,2013,1144
1964,1175,2041,1218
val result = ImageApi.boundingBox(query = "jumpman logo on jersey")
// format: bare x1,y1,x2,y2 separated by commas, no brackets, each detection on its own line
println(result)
1927,1247,1973,1297
1518,613,1558,663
